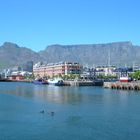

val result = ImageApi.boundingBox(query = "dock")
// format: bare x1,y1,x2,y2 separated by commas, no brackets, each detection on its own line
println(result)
64,80,103,86
104,81,140,90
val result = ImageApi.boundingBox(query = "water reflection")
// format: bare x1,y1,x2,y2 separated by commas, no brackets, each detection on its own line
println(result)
0,82,106,105
33,86,86,104
1,82,140,140
0,82,139,106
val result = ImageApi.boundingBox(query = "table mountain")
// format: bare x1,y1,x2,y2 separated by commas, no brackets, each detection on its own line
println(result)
39,41,139,67
0,41,140,69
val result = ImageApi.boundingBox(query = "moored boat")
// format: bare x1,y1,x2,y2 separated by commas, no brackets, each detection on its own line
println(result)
47,78,64,86
120,76,132,82
33,78,48,85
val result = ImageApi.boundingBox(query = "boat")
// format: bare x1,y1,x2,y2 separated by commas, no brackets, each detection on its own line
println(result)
33,78,48,85
120,76,132,82
47,78,64,86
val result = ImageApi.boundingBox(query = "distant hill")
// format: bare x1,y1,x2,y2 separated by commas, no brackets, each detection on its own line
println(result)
39,41,139,67
0,42,41,68
0,41,140,69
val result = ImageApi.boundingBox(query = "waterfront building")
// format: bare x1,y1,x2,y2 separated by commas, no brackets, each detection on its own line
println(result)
22,61,33,72
0,69,11,79
11,66,22,72
95,66,117,76
33,62,83,78
8,70,32,81
8,75,24,81
81,67,96,80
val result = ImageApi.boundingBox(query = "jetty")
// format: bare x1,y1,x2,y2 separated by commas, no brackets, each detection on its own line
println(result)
64,80,103,86
104,81,140,90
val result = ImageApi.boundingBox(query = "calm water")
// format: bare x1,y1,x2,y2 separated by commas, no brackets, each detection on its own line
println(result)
0,82,140,140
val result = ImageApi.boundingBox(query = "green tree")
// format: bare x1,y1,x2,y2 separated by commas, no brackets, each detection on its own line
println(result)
130,71,140,80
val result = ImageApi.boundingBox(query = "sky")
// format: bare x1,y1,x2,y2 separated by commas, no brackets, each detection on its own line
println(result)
0,0,140,51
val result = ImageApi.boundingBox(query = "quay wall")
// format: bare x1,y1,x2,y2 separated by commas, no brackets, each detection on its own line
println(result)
64,80,94,86
64,80,103,86
104,81,140,90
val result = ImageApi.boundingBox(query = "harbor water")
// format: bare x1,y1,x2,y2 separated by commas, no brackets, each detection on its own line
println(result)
0,82,140,140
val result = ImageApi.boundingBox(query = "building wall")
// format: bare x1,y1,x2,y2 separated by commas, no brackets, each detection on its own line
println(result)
22,61,33,72
33,62,82,78
8,75,24,81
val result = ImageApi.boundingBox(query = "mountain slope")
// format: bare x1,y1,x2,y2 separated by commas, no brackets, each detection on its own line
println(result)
0,41,140,69
39,41,138,67
0,42,41,68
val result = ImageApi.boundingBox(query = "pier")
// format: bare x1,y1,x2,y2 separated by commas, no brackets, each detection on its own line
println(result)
64,80,103,86
104,81,140,90
64,80,94,86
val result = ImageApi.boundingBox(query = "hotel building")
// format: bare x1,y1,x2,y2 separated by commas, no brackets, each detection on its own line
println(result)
33,62,83,78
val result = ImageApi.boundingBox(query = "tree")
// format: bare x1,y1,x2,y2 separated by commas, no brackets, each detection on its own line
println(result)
130,71,140,80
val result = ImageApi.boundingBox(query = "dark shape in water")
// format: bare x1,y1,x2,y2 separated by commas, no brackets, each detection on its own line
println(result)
51,111,54,116
33,78,48,85
40,110,45,114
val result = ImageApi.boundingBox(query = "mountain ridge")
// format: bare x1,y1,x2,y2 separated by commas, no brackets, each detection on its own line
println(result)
39,41,138,67
0,41,139,69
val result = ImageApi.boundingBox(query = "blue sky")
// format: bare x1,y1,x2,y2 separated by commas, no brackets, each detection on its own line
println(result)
0,0,140,51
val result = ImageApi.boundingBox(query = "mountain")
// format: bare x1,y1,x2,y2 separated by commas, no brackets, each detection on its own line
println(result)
0,42,41,68
39,41,139,67
0,41,140,69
